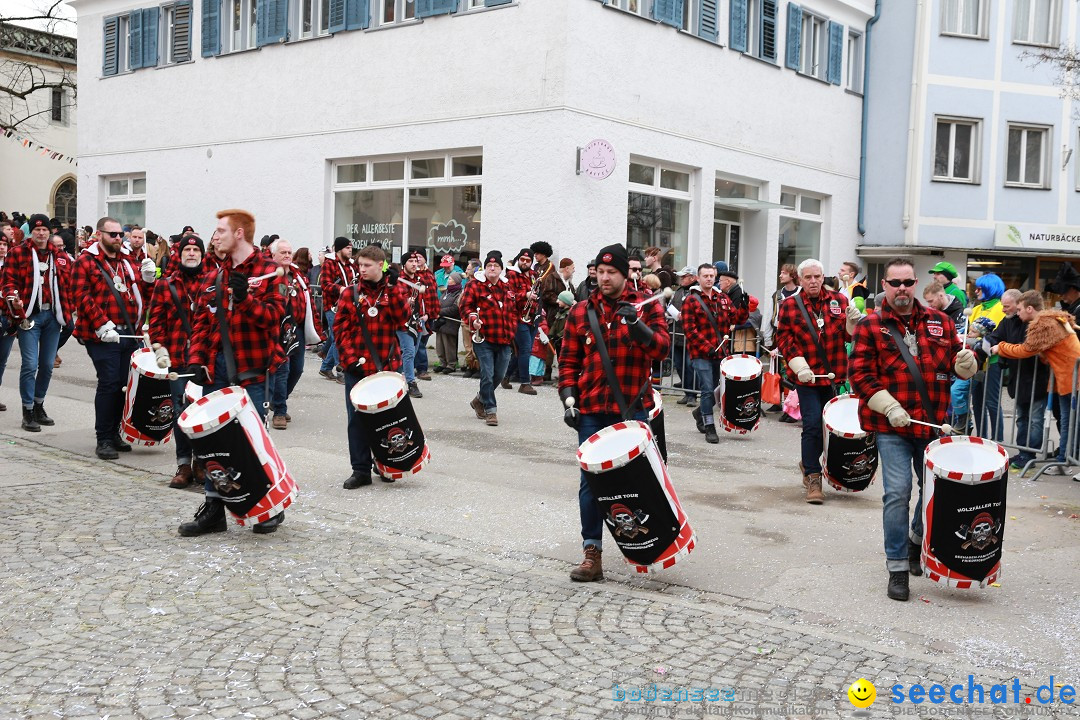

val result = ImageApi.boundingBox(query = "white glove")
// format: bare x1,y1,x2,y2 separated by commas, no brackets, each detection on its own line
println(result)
152,342,171,369
96,321,120,344
954,348,978,379
666,304,681,322
845,304,863,334
140,258,158,283
867,390,910,428
787,356,814,384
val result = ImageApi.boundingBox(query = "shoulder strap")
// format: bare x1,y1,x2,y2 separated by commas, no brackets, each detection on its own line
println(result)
351,288,384,373
794,294,836,389
91,255,137,333
884,318,936,424
214,269,239,385
165,277,192,336
586,303,649,421
689,292,724,345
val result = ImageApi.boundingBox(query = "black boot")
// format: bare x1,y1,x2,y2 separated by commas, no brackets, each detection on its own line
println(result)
343,471,373,489
178,499,227,536
95,440,119,460
253,511,284,534
21,408,40,432
908,540,923,576
692,407,705,434
32,402,54,426
887,571,910,601
704,424,719,444
112,434,132,452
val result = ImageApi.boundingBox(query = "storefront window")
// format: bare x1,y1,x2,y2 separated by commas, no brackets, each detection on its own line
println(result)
966,256,1035,298
334,188,404,253
626,158,694,269
777,188,824,274
104,173,146,227
407,185,481,257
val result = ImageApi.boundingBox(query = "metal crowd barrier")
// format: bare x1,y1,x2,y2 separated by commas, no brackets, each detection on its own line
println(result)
652,324,763,398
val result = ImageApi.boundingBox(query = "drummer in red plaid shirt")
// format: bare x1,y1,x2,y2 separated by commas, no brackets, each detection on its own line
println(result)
176,209,288,538
461,251,518,427
558,243,670,583
319,237,357,384
334,245,412,489
849,257,977,602
775,258,860,504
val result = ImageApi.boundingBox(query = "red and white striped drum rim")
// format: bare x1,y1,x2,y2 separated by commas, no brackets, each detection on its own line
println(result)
350,371,408,414
925,436,1008,483
178,386,248,436
631,533,697,573
720,416,759,435
375,444,432,481
131,347,171,380
822,394,867,439
720,354,762,382
577,421,653,474
648,389,662,422
924,553,1002,589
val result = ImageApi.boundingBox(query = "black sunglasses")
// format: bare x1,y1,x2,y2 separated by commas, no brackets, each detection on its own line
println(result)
103,230,124,238
884,279,917,288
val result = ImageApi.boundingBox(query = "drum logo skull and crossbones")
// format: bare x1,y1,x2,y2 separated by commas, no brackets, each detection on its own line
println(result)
149,399,175,425
205,460,243,494
606,503,650,540
381,427,415,455
954,512,1002,551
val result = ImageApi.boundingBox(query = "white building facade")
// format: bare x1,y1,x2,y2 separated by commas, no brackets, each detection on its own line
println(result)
73,0,872,306
863,0,1080,294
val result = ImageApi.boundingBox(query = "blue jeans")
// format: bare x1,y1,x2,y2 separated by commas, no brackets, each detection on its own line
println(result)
672,342,696,399
169,377,193,465
1055,393,1076,463
1013,395,1047,464
578,411,649,550
396,330,419,383
795,384,833,475
971,363,1004,442
320,309,338,373
17,310,61,409
474,341,511,413
86,339,139,442
514,323,538,382
878,433,929,573
344,371,374,474
691,358,719,424
271,347,305,415
0,331,15,390
415,334,430,373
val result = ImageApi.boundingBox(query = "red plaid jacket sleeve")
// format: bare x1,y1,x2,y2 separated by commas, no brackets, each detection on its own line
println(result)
849,302,960,440
71,248,147,341
460,276,517,345
148,271,200,366
335,279,410,376
775,289,850,386
557,288,670,416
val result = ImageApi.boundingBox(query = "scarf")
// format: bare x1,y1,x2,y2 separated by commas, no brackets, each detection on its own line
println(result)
27,248,63,325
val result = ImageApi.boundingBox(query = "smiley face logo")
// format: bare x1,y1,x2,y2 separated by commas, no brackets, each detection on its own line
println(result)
848,678,876,708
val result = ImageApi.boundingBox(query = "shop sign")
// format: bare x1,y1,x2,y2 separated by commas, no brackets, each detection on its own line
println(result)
995,223,1080,253
428,220,468,254
578,139,616,180
346,222,399,251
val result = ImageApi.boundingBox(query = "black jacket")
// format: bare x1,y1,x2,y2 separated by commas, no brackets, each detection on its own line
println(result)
988,314,1049,404
943,296,965,324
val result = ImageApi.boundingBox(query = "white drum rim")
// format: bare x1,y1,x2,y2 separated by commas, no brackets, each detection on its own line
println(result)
822,393,867,439
131,347,170,380
924,436,1008,483
350,371,407,413
628,532,697,573
720,354,762,381
577,420,653,473
376,444,432,480
648,389,662,421
178,386,249,435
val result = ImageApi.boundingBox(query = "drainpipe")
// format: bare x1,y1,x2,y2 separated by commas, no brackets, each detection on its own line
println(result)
901,0,927,233
857,0,882,236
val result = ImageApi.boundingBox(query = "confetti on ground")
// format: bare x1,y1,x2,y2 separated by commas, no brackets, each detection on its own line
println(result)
920,596,931,604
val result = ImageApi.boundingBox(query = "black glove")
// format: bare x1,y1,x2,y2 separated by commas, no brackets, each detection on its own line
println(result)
385,266,400,287
559,386,580,430
229,272,249,303
617,302,655,346
186,364,209,385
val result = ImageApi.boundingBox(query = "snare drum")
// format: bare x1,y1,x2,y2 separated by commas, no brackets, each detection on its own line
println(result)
716,354,762,434
821,394,877,492
350,371,431,480
120,348,175,447
578,421,695,573
647,388,667,462
921,436,1007,588
178,387,297,526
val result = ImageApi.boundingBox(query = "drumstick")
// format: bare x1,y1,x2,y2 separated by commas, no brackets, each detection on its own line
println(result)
811,373,836,380
632,287,675,310
398,277,426,293
247,267,285,285
713,334,730,354
909,419,954,434
167,372,197,380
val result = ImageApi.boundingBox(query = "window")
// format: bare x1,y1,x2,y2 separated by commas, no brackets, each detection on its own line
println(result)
731,0,777,62
846,30,863,92
375,0,416,26
933,116,980,183
332,151,483,260
626,158,693,271
778,188,824,274
785,4,843,84
103,9,164,76
467,0,514,7
50,88,69,125
296,0,331,36
941,0,987,38
1006,124,1050,188
53,178,77,226
612,0,650,18
1013,0,1059,46
104,174,147,227
225,0,258,51
161,1,193,63
800,11,827,79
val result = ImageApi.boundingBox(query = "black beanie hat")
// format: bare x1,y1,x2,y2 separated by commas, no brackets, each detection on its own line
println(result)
333,236,351,252
530,240,553,258
511,248,533,264
178,233,205,256
594,243,629,278
483,250,504,268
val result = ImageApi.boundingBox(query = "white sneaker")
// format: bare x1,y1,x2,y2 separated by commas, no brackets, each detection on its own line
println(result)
1043,464,1074,476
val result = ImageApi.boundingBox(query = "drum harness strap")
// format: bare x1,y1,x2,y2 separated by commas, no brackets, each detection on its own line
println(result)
91,256,139,340
165,278,192,336
884,318,939,436
214,270,271,423
586,303,651,421
353,288,384,373
689,292,726,363
794,294,837,397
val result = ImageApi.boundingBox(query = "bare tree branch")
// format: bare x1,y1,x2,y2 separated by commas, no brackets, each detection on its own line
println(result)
1020,44,1080,102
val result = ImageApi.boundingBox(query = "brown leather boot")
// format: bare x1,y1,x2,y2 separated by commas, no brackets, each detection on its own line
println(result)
805,473,825,504
570,546,603,582
169,463,194,489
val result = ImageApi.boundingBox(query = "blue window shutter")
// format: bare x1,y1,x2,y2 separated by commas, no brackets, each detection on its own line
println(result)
785,3,801,70
486,0,512,5
255,0,267,45
103,17,120,76
729,0,748,51
345,0,370,29
651,0,680,27
142,7,160,67
172,1,193,61
128,10,143,69
697,0,718,42
760,0,777,60
258,0,288,45
416,0,456,18
827,20,843,84
328,0,347,31
202,0,221,56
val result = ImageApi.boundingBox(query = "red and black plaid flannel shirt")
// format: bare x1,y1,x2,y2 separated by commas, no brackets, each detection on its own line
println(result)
507,267,536,320
558,286,671,416
0,244,73,324
188,252,287,384
776,288,851,386
320,256,357,310
849,300,960,440
335,277,411,377
71,244,151,342
415,268,440,328
681,287,742,360
460,275,518,346
285,267,323,339
148,268,205,366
